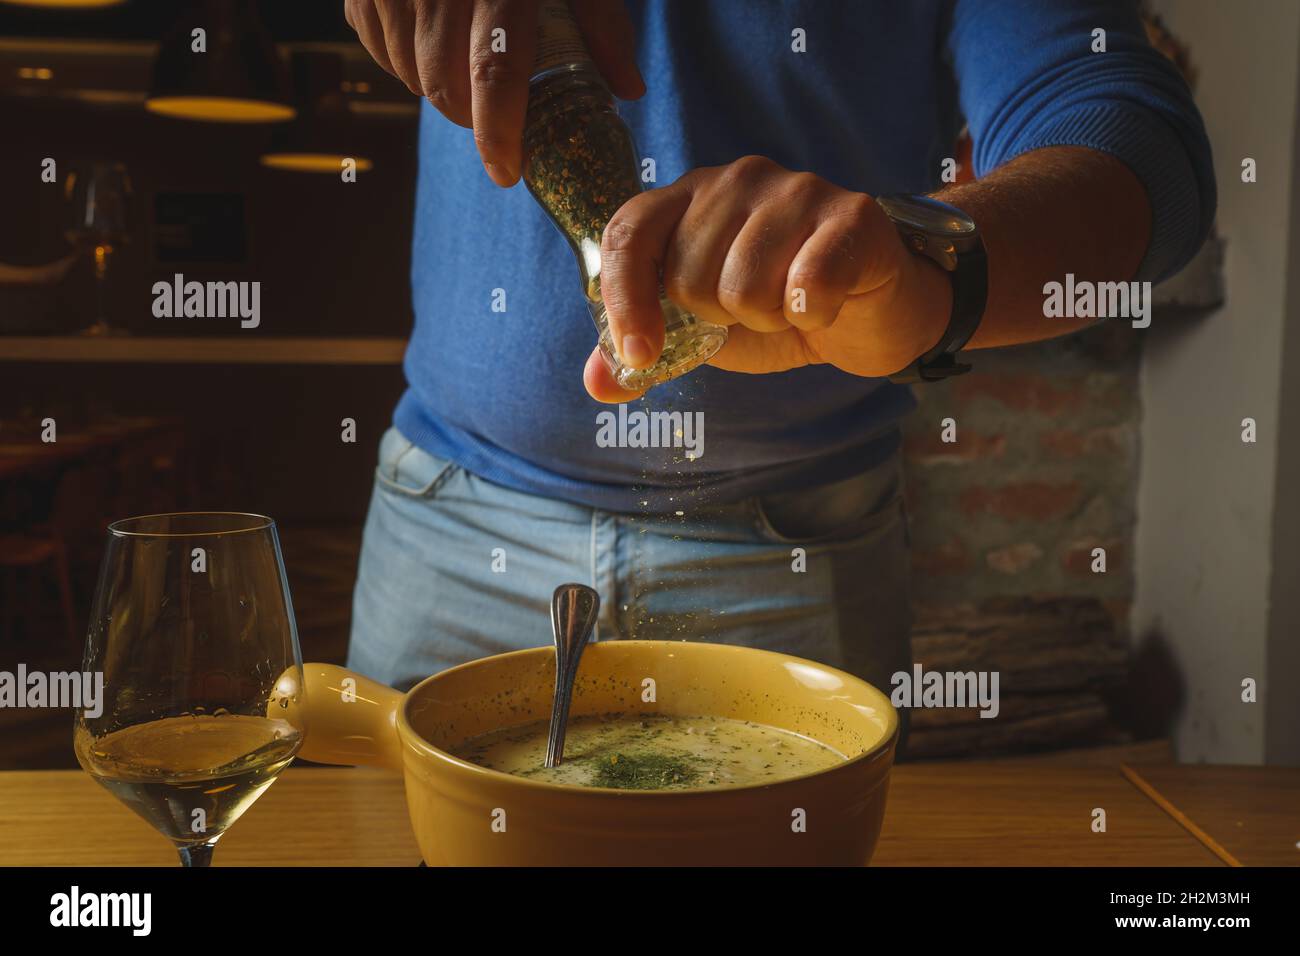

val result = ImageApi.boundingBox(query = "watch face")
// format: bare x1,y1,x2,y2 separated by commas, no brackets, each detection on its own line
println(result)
877,194,976,237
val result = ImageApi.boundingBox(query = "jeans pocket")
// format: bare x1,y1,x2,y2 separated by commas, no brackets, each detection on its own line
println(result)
373,427,458,499
752,458,904,545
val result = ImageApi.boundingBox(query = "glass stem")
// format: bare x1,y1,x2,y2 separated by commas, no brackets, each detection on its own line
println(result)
177,842,216,867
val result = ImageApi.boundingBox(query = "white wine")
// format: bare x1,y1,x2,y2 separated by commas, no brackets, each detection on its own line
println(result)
75,714,300,845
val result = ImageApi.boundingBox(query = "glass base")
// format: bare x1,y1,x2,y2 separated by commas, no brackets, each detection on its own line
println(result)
598,323,727,390
592,290,728,391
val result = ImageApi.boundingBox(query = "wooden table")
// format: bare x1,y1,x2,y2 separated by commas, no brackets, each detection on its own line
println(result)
4,761,1294,866
1117,764,1300,867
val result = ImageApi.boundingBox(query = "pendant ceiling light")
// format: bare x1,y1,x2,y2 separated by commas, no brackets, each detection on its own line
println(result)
146,0,293,123
260,50,372,174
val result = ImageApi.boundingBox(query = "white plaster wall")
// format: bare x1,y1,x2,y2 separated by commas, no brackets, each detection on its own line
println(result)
1136,0,1300,762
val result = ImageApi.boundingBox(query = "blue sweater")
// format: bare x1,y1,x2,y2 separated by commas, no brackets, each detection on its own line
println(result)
394,0,1215,511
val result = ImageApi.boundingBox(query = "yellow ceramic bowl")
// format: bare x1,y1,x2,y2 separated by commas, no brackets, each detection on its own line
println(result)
290,641,897,866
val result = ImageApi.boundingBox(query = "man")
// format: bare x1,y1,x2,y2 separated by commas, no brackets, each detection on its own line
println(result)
341,0,1216,727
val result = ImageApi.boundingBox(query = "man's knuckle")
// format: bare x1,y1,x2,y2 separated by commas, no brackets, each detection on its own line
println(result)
423,81,444,104
719,154,773,188
783,171,827,204
601,218,639,254
733,154,773,175
469,53,520,89
835,192,878,232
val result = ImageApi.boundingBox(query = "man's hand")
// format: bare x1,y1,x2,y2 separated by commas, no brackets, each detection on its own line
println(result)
344,0,644,186
585,155,952,403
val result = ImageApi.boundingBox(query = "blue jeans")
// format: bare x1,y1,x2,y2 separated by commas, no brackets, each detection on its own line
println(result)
348,427,914,712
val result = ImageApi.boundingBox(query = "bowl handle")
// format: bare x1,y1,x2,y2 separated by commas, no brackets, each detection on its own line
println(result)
281,663,405,771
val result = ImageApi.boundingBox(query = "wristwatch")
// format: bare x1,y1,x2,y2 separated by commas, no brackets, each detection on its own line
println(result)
875,194,987,384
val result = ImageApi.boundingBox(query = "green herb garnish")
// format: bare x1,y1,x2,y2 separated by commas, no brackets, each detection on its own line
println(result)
589,751,700,790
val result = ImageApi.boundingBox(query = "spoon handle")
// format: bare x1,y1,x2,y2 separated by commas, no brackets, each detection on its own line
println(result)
545,583,600,768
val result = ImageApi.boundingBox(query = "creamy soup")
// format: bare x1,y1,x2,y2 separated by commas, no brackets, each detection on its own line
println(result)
451,713,846,790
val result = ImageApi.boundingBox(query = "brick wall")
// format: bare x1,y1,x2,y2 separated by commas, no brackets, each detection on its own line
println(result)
903,320,1140,625
899,320,1142,756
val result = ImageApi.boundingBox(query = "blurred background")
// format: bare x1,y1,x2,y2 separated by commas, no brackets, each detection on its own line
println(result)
0,0,416,766
1,0,1296,770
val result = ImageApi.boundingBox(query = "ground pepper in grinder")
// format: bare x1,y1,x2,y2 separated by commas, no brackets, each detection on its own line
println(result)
522,0,727,391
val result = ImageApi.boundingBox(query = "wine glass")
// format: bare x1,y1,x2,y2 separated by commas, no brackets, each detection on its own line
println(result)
63,161,132,336
73,513,305,867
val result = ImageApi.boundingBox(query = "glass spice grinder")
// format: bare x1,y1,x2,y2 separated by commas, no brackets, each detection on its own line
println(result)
521,0,727,391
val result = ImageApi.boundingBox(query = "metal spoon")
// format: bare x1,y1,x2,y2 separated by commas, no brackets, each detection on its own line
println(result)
545,582,600,768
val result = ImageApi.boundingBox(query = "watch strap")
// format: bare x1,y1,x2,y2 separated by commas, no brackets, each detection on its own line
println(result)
889,241,987,384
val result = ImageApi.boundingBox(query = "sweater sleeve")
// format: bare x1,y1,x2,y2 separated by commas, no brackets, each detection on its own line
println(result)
946,0,1216,282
